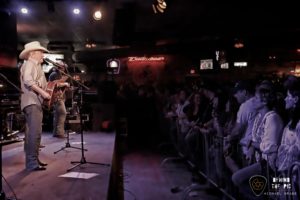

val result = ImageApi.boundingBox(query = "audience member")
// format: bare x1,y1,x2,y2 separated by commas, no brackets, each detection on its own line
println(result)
232,81,284,199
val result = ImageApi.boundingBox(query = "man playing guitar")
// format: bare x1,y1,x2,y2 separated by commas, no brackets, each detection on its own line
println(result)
19,41,50,171
48,62,70,138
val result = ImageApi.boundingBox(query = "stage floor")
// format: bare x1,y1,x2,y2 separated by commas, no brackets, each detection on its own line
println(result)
2,131,116,200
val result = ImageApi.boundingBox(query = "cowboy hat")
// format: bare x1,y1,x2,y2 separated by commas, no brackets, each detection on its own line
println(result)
19,41,49,59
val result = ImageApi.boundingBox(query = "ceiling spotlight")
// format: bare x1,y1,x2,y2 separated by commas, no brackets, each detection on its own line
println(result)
20,7,29,14
93,10,102,20
73,8,80,15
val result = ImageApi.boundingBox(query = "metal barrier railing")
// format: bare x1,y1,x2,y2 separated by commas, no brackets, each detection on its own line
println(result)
160,117,287,199
160,118,186,167
161,115,300,200
180,127,237,200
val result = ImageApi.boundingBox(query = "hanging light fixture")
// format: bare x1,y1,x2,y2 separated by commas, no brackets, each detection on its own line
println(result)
234,38,244,48
152,0,167,14
106,58,120,74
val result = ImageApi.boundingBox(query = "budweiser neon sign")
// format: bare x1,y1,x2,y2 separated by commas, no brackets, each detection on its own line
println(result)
128,56,165,62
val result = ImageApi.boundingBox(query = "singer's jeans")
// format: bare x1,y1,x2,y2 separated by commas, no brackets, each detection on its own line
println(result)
23,105,43,170
53,99,67,136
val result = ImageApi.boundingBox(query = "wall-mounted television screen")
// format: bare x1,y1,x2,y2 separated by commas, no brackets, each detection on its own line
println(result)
200,59,213,70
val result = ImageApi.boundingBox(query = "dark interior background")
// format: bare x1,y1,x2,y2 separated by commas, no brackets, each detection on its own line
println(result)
0,0,299,86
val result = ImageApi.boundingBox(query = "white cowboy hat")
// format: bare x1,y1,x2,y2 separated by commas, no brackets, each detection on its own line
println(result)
19,41,49,59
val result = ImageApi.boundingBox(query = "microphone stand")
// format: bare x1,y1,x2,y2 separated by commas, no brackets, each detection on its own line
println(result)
44,59,110,171
67,85,110,172
0,73,21,200
44,58,89,90
49,63,87,154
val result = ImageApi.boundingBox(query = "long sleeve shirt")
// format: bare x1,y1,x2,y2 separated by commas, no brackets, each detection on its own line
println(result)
20,59,47,110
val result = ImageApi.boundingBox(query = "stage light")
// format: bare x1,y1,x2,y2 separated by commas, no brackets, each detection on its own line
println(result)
73,8,80,15
20,7,28,14
152,0,167,14
106,58,120,74
93,10,102,20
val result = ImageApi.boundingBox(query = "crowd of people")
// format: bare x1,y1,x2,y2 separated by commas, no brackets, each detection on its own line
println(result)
115,74,300,199
157,76,300,199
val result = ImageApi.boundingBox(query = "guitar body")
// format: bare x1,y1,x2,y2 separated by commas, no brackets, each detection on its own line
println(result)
43,81,58,110
43,76,69,110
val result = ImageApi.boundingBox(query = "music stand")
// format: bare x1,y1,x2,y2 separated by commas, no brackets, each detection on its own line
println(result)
67,86,110,172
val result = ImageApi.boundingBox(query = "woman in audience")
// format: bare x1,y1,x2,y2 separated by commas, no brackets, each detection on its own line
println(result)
276,84,300,174
183,92,208,163
187,88,225,179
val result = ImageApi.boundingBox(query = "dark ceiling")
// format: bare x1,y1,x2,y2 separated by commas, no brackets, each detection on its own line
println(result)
1,0,300,60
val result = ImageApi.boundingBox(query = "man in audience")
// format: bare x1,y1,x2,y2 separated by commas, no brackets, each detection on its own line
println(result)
225,80,257,167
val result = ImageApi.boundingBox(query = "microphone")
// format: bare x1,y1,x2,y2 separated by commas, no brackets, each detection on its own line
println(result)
44,58,67,69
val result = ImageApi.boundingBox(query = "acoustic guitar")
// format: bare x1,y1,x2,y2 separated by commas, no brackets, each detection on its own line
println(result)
43,76,68,110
